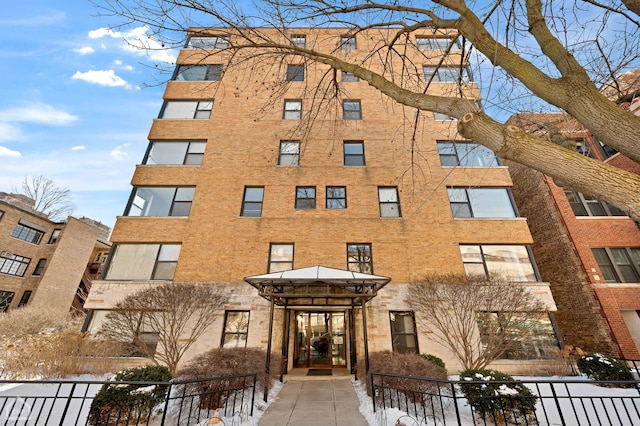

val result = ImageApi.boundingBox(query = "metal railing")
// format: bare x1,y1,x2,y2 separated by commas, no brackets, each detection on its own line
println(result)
370,372,640,425
0,373,256,425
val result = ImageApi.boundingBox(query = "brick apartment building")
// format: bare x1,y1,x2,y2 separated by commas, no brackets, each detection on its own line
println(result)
83,27,559,374
0,192,111,316
507,77,640,358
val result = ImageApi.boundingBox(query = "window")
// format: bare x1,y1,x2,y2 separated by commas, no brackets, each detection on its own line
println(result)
476,312,559,359
295,187,316,209
105,244,180,280
416,36,453,50
423,66,466,82
188,35,229,49
378,187,401,218
389,311,419,354
145,141,206,165
564,191,625,217
437,141,498,167
343,100,362,120
33,258,47,276
0,290,14,313
344,141,365,166
290,34,306,48
11,223,44,244
340,36,357,50
592,247,640,283
241,187,264,217
222,311,250,348
0,210,4,220
448,188,516,218
341,71,359,82
0,253,30,277
18,290,32,308
269,243,294,273
126,187,195,217
175,64,223,81
286,65,305,82
48,229,61,244
278,141,300,166
347,243,372,273
434,112,456,121
460,245,537,282
161,100,213,119
326,187,347,209
283,100,302,120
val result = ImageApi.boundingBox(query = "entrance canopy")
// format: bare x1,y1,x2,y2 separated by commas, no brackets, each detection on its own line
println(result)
244,266,390,306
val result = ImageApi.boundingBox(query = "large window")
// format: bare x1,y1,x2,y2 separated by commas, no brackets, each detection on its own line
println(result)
11,223,44,244
33,258,47,276
476,312,559,360
241,187,264,217
161,101,213,119
144,141,206,165
286,64,305,82
268,243,294,273
290,34,306,48
378,187,401,217
18,290,32,308
423,66,466,83
340,36,357,50
278,141,300,166
283,100,302,120
416,36,453,50
592,247,640,283
389,311,419,354
343,100,362,120
295,187,316,209
175,64,223,81
106,244,181,280
448,188,516,218
565,191,625,217
188,35,229,49
347,243,373,273
326,187,347,209
221,311,250,348
437,141,498,167
0,290,14,313
344,141,365,166
460,245,537,282
126,187,195,217
0,253,30,277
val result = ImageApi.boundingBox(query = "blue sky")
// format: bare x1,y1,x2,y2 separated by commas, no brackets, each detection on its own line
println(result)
0,1,177,231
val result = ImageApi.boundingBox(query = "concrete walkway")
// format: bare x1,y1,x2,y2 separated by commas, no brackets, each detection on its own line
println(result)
259,375,369,426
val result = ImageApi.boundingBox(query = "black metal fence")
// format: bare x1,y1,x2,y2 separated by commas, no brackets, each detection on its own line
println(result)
370,372,640,426
0,373,256,425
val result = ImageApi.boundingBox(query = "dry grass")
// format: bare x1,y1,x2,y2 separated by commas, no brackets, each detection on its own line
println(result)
0,306,123,379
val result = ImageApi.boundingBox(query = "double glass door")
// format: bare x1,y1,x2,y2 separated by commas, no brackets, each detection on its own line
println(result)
294,312,346,367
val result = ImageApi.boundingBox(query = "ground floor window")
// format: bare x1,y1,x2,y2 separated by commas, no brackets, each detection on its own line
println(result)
222,310,250,348
0,290,15,312
389,311,419,354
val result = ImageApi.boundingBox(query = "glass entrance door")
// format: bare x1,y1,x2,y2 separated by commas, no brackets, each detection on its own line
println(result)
294,312,346,367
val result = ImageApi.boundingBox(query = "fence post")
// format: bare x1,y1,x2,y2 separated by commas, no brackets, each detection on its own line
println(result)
159,382,172,425
58,382,77,426
250,374,257,416
371,373,376,413
451,381,462,426
549,382,567,426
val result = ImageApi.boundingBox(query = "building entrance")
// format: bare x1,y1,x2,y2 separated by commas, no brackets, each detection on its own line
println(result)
294,311,347,367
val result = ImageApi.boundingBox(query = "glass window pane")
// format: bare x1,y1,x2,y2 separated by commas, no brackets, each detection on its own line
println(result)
107,244,159,280
468,188,515,218
379,188,398,202
244,187,264,202
153,262,177,280
146,142,189,165
175,187,195,201
447,188,468,202
176,65,207,81
450,203,472,218
611,249,639,282
170,201,192,216
129,187,175,216
223,334,247,348
270,244,294,261
189,142,206,154
457,143,497,166
464,263,487,278
162,101,197,119
158,244,181,261
483,245,536,282
344,143,364,155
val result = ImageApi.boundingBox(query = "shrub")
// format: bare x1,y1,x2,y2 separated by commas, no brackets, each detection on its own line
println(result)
177,347,281,409
577,353,635,385
459,369,537,424
88,365,172,426
420,353,446,371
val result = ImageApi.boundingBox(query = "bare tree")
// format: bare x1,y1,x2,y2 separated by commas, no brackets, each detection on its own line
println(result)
408,274,548,370
14,175,75,221
98,283,229,375
91,0,640,218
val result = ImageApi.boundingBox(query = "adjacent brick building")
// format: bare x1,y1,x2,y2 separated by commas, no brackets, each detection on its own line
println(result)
84,27,559,374
0,192,111,317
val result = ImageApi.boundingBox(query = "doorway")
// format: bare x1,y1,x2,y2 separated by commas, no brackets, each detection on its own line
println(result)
294,311,347,367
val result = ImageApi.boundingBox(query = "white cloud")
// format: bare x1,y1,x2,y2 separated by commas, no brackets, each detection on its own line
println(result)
72,145,86,151
0,146,21,157
87,25,176,63
73,46,95,55
0,103,78,125
88,27,115,39
0,122,25,141
113,59,123,65
110,144,131,160
71,70,131,89
124,65,134,71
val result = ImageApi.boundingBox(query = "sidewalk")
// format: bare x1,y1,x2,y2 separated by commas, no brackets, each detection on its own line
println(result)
259,376,369,426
